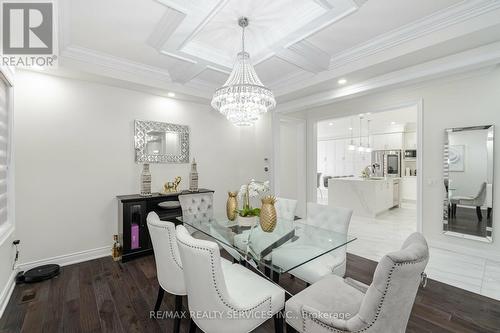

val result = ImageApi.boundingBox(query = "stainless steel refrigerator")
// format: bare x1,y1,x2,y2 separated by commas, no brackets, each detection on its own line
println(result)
371,150,402,177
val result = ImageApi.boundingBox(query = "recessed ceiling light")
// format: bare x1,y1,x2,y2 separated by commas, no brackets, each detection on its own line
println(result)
338,78,347,85
167,92,176,97
349,127,353,130
391,121,396,125
328,122,334,126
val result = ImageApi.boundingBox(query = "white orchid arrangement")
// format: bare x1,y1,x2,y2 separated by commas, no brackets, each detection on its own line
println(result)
237,179,270,217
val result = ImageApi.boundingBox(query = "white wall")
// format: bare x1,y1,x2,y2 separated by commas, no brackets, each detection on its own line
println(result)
286,67,500,260
14,70,271,266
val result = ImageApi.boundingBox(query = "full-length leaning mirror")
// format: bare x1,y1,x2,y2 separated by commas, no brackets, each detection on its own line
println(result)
134,120,189,163
443,125,494,242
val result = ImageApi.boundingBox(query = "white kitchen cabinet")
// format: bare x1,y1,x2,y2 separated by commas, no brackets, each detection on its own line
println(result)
404,131,417,149
393,179,401,207
401,177,417,201
371,133,403,150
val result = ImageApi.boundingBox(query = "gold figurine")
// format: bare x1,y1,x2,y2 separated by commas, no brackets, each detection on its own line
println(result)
164,176,182,193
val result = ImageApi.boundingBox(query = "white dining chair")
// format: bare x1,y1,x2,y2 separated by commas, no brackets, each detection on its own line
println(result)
275,197,298,220
271,203,353,285
285,232,429,333
146,212,186,333
176,225,286,333
178,192,244,263
233,197,298,253
147,212,235,333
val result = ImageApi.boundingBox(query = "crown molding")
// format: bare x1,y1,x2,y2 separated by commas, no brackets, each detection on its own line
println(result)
328,0,500,70
276,40,331,73
62,46,172,82
60,46,213,99
277,41,500,113
269,70,315,91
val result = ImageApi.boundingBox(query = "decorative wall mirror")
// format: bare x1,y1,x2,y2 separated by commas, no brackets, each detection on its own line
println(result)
134,120,189,163
443,125,494,242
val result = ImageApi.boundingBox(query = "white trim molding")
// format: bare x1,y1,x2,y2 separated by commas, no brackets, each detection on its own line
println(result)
277,41,500,113
16,246,111,272
0,270,16,319
328,0,500,70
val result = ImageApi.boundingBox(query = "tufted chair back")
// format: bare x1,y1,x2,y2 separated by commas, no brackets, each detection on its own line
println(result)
176,225,273,333
146,212,186,295
330,232,428,332
179,193,214,223
305,203,352,234
275,197,298,220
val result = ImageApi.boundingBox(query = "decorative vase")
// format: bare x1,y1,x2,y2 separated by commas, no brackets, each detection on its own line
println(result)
189,158,199,192
140,164,152,196
260,196,277,232
237,215,258,227
226,192,238,221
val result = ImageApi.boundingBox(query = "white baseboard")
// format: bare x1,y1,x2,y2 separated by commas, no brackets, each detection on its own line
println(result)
0,270,16,319
16,245,111,271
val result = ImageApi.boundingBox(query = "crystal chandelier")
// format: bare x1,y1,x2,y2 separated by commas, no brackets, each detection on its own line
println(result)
211,17,276,126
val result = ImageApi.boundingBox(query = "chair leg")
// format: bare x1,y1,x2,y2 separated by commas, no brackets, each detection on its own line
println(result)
189,319,197,333
173,295,182,333
476,206,483,221
272,271,280,284
274,311,284,333
265,265,271,278
286,323,298,333
154,287,165,312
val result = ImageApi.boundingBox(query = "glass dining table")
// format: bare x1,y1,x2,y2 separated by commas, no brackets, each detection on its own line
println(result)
177,216,356,294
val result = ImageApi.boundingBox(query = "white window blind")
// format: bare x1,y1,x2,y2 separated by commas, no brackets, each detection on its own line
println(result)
0,78,8,227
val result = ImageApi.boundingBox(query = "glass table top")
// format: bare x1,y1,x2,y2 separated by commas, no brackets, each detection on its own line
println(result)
178,216,356,274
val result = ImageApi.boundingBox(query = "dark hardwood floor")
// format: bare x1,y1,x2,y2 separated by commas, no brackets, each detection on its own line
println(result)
1,253,499,333
445,206,492,238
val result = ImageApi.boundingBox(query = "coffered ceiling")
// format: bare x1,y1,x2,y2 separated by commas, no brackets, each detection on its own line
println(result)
55,0,500,108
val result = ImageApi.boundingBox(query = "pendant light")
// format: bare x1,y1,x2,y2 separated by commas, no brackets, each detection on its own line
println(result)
357,116,364,152
348,117,356,150
211,17,276,126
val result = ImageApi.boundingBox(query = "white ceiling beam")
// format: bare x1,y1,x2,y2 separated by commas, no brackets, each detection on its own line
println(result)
277,41,500,113
312,0,334,10
169,64,207,84
275,41,331,73
147,8,186,51
329,0,500,70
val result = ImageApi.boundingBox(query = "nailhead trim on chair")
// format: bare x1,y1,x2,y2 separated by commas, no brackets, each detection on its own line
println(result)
177,238,273,315
166,226,183,270
150,223,183,270
301,257,427,333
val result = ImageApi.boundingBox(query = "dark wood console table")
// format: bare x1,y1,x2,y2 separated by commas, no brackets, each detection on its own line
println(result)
117,189,214,262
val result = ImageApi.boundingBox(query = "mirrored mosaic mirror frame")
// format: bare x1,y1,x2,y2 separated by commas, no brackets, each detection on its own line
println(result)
134,120,190,163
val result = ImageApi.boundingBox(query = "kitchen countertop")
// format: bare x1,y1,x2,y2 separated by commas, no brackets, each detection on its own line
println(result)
330,177,401,181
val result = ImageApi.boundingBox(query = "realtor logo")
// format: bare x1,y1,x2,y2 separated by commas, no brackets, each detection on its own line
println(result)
2,2,53,54
1,1,57,67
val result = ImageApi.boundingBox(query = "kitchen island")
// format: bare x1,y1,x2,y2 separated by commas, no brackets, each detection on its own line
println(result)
328,177,400,217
